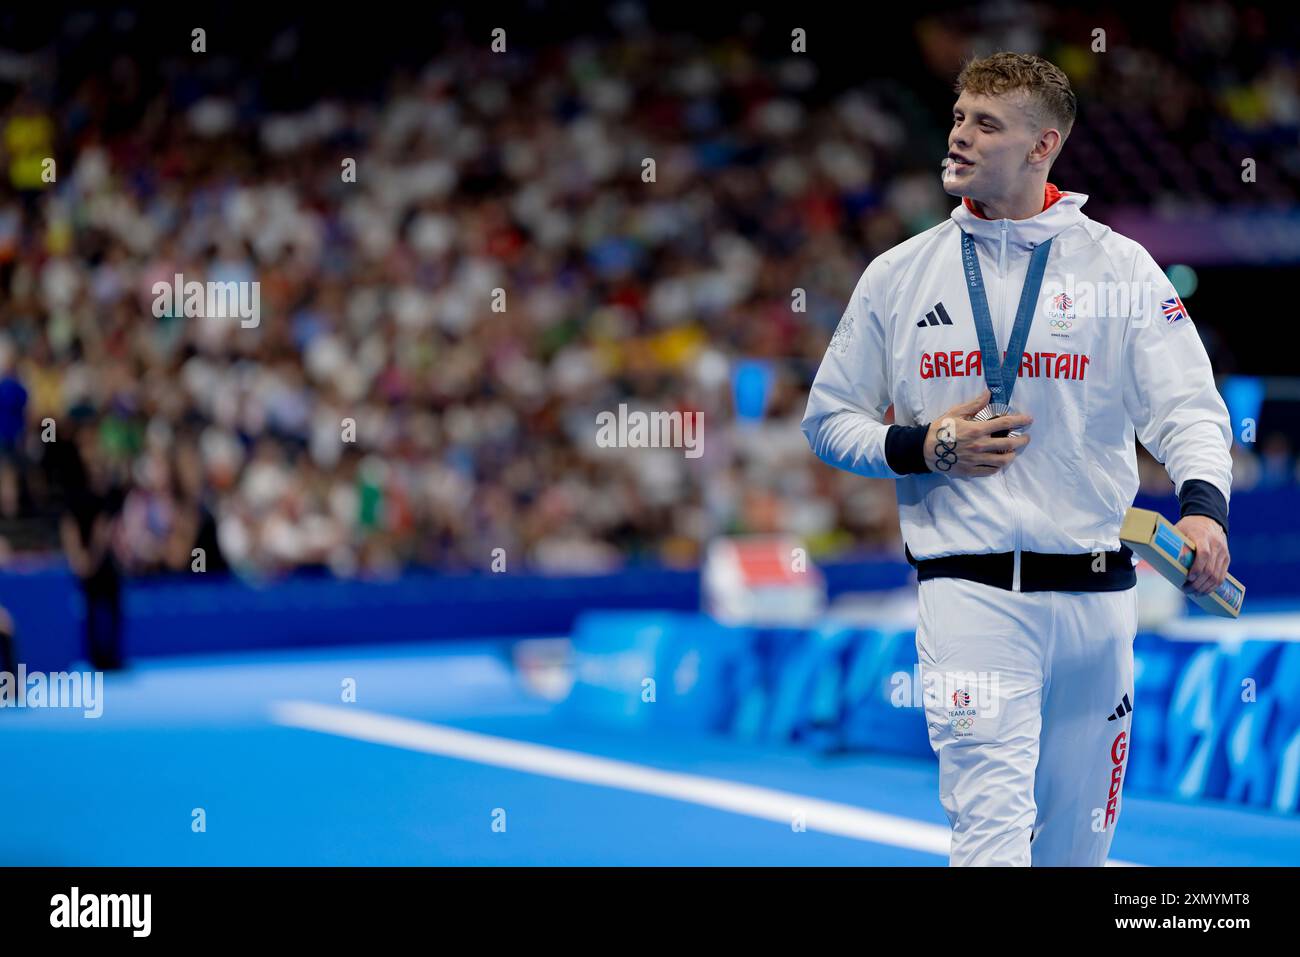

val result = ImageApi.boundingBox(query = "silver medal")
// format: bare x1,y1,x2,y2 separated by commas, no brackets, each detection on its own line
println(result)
974,402,1025,441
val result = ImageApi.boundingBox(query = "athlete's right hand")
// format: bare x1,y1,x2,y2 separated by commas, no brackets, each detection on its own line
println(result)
923,389,1032,476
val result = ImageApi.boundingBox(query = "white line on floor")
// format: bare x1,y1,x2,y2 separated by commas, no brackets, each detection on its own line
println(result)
270,700,1138,866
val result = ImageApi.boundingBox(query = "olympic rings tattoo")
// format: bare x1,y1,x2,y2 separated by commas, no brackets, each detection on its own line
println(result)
934,418,958,472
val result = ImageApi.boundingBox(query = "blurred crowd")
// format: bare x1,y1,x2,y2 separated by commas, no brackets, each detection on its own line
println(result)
0,2,1296,579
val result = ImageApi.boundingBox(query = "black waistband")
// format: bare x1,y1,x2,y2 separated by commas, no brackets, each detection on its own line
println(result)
904,543,1136,592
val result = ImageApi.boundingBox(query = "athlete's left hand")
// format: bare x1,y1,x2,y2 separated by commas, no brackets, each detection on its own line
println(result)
1173,515,1229,595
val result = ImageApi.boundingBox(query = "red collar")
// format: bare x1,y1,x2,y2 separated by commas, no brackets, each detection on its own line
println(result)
963,183,1064,220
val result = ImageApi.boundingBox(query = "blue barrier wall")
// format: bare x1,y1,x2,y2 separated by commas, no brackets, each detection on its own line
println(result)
0,562,702,671
0,554,914,672
561,610,1300,816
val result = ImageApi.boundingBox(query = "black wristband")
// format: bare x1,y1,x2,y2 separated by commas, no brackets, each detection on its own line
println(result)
885,423,932,476
1178,478,1229,536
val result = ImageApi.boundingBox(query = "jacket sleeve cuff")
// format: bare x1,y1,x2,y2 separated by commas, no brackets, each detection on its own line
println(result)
884,423,931,476
1178,478,1228,535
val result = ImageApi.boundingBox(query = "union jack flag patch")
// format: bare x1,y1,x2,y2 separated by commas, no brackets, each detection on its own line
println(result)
1161,296,1189,325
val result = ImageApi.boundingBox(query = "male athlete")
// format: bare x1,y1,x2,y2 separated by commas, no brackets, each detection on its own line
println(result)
801,53,1233,866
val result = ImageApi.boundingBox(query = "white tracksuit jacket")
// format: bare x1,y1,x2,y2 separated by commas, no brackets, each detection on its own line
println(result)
801,190,1233,567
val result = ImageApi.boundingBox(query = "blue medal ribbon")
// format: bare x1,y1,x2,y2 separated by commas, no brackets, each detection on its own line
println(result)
960,230,1053,408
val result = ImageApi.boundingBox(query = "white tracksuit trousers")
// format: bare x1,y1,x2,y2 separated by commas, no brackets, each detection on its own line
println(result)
914,576,1138,866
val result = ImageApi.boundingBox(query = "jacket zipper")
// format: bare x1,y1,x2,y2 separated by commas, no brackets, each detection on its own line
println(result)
997,219,1023,592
